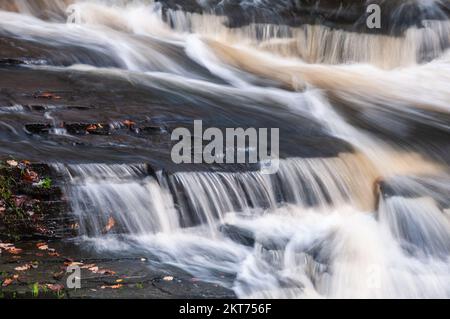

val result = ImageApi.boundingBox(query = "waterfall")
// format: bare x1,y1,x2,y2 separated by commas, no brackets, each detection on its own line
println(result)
1,0,449,299
54,164,180,235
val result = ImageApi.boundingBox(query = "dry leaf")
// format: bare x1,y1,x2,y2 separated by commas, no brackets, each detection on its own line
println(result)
46,284,64,292
48,252,60,257
0,243,13,250
101,284,122,289
87,265,115,275
80,264,96,269
15,264,32,271
86,124,97,132
97,269,115,275
23,169,39,182
35,92,61,100
123,120,136,128
37,243,49,250
103,217,116,234
65,261,84,267
8,247,23,255
6,160,18,167
88,266,99,273
2,278,14,287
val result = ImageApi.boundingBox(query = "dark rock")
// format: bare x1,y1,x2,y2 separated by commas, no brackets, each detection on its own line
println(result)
0,58,25,66
0,160,74,240
24,123,52,135
64,123,110,136
159,0,450,35
219,224,255,247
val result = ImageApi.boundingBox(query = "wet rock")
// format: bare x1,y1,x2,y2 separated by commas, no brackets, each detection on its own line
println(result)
24,124,52,135
1,62,352,169
0,58,25,66
0,241,236,299
377,175,450,210
65,123,110,136
159,0,450,35
0,160,74,240
219,224,255,247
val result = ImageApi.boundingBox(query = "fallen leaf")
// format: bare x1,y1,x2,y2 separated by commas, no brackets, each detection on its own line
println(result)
86,265,115,275
46,284,64,292
37,243,49,250
34,92,61,100
35,253,44,257
2,278,14,287
80,264,96,269
64,261,84,267
0,243,13,250
97,269,115,275
102,217,116,234
116,279,123,283
122,120,136,128
23,169,39,183
8,247,23,255
86,124,97,132
87,266,99,273
48,252,60,257
163,276,174,281
15,264,32,271
6,160,18,167
100,284,122,289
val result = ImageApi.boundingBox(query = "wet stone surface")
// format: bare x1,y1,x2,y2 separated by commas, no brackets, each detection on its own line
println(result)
0,240,236,299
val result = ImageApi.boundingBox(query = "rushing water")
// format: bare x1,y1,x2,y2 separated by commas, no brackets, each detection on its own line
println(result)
1,0,450,298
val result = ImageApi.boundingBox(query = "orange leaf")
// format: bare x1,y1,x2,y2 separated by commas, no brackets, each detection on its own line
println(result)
35,92,61,100
103,217,116,234
8,247,23,255
37,243,49,250
122,120,136,128
23,170,39,182
86,124,97,132
2,278,14,287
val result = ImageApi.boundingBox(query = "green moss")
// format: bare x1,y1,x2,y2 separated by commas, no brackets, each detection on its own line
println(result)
0,168,30,238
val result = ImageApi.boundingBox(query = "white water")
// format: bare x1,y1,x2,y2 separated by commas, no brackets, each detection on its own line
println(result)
2,0,450,298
